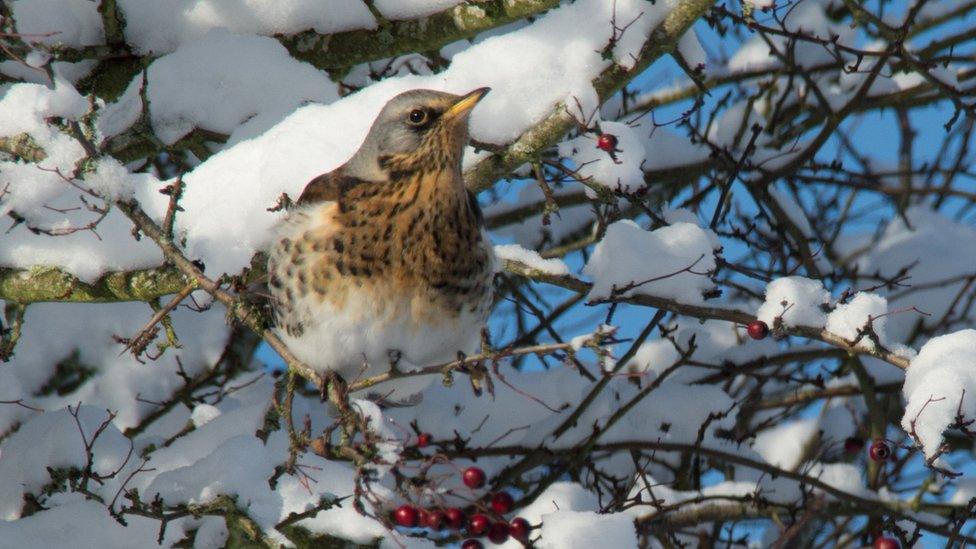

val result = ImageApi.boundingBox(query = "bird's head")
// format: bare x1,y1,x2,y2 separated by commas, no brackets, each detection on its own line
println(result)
345,87,490,180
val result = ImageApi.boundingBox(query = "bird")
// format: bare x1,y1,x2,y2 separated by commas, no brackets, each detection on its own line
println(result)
266,88,495,394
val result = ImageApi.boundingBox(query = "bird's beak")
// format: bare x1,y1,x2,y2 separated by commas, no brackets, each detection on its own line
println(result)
444,87,490,120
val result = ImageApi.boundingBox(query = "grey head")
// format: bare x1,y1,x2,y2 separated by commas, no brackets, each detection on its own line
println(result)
343,87,490,181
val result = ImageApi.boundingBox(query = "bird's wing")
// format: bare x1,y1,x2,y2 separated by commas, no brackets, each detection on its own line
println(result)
297,169,362,207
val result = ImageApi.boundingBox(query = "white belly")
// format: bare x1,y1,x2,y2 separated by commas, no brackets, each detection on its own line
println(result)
275,290,487,387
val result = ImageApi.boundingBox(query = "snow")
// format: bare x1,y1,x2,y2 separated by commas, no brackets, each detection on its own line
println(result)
752,417,819,470
515,482,600,523
84,157,137,200
583,220,718,304
193,517,229,548
808,463,867,498
494,243,569,275
902,330,976,459
729,1,855,72
486,180,595,250
4,0,682,281
537,511,637,549
10,0,105,48
373,0,463,19
0,77,87,141
825,292,889,350
756,276,830,328
0,301,230,431
0,498,165,548
559,122,647,193
856,206,976,342
951,478,976,505
190,403,221,427
628,319,777,383
0,406,130,520
116,0,375,54
626,473,756,517
141,30,339,145
677,28,707,71
145,433,280,508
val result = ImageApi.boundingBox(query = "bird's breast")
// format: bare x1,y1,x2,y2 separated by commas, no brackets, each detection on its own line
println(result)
267,172,493,338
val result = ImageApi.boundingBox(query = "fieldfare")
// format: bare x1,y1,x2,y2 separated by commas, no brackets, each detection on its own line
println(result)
267,88,494,388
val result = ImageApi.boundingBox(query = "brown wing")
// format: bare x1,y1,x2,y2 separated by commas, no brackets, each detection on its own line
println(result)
297,168,362,208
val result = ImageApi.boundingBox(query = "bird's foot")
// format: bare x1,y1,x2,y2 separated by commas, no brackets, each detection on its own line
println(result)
321,371,349,409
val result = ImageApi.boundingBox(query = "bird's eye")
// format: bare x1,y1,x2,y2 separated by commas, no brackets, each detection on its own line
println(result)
407,108,429,126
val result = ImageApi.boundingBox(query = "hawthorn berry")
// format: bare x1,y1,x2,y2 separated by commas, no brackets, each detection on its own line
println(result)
468,513,491,536
393,505,419,528
461,540,484,549
596,133,618,152
490,491,515,514
510,517,531,541
424,509,445,530
487,521,511,544
445,507,466,530
463,466,487,489
416,432,432,447
869,439,892,461
747,320,769,340
843,437,864,455
873,536,899,549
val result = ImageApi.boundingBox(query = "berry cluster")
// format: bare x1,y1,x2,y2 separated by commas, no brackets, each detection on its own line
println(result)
390,461,533,547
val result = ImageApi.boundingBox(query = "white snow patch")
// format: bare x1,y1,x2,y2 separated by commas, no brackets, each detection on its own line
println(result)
752,417,819,470
583,220,717,304
826,292,889,350
537,510,637,549
142,30,339,144
901,330,976,458
756,277,830,328
190,404,221,427
116,0,375,54
10,0,105,48
84,157,136,200
494,244,569,275
0,406,130,520
559,122,646,193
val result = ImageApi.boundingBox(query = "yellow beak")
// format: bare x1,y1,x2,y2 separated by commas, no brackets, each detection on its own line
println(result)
444,87,491,119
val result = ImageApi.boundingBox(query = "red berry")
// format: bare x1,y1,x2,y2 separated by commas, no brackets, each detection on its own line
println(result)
490,491,515,514
488,521,511,544
445,507,466,530
510,517,531,541
843,437,864,455
462,466,487,489
461,540,484,549
424,509,445,530
873,537,899,549
417,432,432,447
596,133,618,152
468,513,491,535
747,320,769,340
393,504,419,527
869,439,892,461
